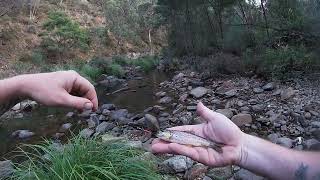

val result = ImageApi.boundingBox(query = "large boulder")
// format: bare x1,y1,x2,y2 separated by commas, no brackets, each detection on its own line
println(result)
190,87,208,98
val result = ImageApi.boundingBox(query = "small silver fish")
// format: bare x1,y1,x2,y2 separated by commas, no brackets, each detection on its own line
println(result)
156,130,224,153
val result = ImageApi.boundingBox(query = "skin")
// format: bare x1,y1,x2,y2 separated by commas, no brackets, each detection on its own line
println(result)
152,102,320,180
0,70,98,112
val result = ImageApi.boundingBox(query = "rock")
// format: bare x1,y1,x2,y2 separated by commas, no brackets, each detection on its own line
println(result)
66,112,75,118
224,89,237,98
309,110,319,117
267,133,280,143
216,109,234,119
190,87,208,98
156,91,167,97
53,133,65,139
101,134,125,144
304,112,312,119
312,129,320,140
95,122,115,133
0,160,13,179
59,123,72,133
111,109,128,121
179,94,189,102
12,130,35,139
145,114,160,132
101,104,116,111
187,106,197,111
231,114,253,127
234,169,264,180
203,176,213,180
78,110,92,118
262,82,275,91
98,114,107,121
253,88,264,94
159,96,173,104
162,155,194,173
127,141,143,149
276,137,293,148
173,73,185,81
304,138,320,150
118,117,133,125
281,87,295,100
184,163,208,180
80,128,94,139
173,104,185,114
206,166,233,180
251,104,265,113
99,76,125,89
311,121,320,128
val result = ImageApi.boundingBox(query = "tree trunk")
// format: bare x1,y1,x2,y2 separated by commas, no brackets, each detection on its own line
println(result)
260,0,270,39
148,29,154,55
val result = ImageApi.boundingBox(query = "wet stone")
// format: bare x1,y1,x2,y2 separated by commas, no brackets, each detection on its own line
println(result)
80,128,94,139
12,130,35,139
0,160,13,179
162,155,194,173
59,123,72,133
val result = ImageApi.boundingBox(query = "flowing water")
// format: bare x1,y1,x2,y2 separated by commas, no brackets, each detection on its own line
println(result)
0,70,170,158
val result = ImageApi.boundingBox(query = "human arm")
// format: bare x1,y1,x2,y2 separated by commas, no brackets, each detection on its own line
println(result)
152,102,320,180
0,71,98,115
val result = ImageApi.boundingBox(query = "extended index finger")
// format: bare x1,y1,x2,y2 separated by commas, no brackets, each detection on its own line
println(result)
197,102,227,123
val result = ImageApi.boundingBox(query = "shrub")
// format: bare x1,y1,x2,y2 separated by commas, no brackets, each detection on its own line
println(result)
80,64,104,81
41,11,89,61
246,46,320,79
12,136,161,180
131,56,159,72
107,63,125,77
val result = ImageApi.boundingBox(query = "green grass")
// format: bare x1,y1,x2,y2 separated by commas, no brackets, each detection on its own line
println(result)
11,136,161,180
130,56,159,72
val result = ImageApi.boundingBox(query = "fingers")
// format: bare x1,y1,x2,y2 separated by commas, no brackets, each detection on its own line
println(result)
73,75,99,111
197,102,227,123
63,93,93,110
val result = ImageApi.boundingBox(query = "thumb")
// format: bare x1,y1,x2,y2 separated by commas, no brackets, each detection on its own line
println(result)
64,94,93,111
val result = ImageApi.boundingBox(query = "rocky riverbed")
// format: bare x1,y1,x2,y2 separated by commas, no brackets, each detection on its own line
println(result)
1,70,320,179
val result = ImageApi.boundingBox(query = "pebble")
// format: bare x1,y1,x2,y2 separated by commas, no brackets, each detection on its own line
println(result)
12,130,35,139
190,87,208,98
79,128,94,139
59,123,72,133
276,137,293,148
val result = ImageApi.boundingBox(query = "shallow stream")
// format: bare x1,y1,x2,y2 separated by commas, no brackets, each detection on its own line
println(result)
0,70,170,158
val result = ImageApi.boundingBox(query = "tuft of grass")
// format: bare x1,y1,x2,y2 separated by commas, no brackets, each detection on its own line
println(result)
11,136,161,180
131,56,159,72
80,64,104,81
106,63,125,78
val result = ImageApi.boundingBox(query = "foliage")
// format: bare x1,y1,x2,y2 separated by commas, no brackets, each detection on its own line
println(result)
157,0,320,79
11,136,161,180
41,11,89,61
131,56,159,72
246,46,319,79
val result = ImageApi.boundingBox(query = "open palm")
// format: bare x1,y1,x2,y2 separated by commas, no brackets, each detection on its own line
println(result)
152,102,245,167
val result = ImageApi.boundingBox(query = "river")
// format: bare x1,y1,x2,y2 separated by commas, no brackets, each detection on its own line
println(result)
0,70,170,158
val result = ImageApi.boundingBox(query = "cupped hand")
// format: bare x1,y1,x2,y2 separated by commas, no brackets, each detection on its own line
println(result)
22,71,98,111
152,102,246,167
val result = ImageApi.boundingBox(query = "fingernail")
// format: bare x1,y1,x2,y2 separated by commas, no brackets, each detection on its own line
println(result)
84,102,93,110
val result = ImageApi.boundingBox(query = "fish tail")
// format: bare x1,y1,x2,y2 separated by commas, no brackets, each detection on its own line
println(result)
209,143,223,153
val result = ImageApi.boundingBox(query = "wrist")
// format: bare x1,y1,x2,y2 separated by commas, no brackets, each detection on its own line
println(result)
7,74,31,99
235,133,251,167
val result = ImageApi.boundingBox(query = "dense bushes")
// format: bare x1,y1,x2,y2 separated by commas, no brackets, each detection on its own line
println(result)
244,46,320,79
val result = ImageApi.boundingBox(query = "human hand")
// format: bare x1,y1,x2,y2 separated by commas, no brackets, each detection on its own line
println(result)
152,102,246,167
20,71,98,111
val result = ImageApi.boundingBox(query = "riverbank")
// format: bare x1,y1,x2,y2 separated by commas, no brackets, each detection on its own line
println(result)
2,68,320,179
